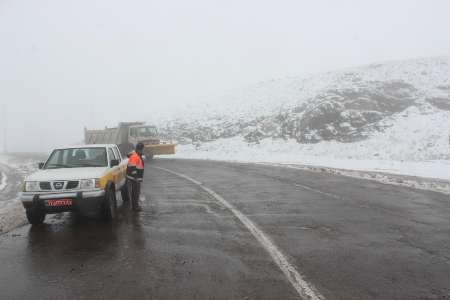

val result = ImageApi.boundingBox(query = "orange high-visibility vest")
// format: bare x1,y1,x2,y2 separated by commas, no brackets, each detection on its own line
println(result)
128,151,144,169
127,151,144,181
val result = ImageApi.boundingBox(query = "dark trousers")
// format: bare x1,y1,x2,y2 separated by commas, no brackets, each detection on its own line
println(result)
127,179,141,209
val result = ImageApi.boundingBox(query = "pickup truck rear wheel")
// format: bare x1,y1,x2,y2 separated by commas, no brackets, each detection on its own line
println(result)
103,186,117,221
26,208,45,225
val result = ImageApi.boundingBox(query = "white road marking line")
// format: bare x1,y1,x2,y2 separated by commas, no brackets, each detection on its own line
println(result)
294,183,341,200
154,166,324,300
170,202,223,219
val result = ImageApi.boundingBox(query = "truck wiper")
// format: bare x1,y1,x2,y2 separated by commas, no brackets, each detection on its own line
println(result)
77,162,105,167
45,164,71,169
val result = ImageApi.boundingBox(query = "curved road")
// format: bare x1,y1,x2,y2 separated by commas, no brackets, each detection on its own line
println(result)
0,159,449,299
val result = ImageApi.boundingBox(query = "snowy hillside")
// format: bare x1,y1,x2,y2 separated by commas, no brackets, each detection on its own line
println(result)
159,57,450,180
161,56,450,124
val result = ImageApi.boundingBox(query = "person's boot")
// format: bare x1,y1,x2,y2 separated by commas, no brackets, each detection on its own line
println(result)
132,203,142,212
132,196,142,211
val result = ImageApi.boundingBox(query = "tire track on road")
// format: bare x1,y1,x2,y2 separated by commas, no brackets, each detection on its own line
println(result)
153,166,324,300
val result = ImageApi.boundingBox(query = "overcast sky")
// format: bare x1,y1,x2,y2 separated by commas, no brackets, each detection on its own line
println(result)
1,0,450,152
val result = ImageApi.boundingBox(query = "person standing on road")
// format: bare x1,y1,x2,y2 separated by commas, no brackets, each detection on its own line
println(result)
127,142,145,211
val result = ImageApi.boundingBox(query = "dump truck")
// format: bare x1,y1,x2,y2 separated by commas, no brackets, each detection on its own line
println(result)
84,122,176,159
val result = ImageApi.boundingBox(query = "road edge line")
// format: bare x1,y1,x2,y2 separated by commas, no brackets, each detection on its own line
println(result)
154,166,324,300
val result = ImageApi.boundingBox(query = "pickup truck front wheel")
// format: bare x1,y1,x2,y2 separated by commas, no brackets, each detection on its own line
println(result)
26,208,45,225
103,186,117,221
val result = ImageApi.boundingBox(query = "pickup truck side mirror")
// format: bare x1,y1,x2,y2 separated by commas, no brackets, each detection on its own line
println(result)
110,159,120,167
38,162,45,169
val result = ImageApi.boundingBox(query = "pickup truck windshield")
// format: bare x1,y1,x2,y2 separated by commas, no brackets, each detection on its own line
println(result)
45,148,108,169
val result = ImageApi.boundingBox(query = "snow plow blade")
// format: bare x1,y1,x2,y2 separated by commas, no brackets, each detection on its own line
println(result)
145,144,176,156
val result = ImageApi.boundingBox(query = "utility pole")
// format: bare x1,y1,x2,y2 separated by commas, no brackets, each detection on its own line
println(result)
1,103,7,153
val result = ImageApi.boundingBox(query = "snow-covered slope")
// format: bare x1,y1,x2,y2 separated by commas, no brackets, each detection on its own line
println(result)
161,57,450,180
0,154,44,233
162,56,450,124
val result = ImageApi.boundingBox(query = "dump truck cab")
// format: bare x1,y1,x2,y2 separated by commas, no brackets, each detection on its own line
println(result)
128,125,175,160
129,125,159,145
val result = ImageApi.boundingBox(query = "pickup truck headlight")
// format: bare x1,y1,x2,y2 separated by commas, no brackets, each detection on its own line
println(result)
24,181,40,192
80,179,101,190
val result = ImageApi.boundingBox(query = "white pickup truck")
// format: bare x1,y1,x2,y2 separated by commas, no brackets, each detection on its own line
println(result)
21,144,129,224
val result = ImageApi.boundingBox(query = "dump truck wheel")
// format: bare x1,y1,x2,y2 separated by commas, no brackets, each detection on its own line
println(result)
26,208,46,225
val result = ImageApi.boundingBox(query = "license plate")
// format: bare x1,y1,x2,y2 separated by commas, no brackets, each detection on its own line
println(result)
46,199,73,207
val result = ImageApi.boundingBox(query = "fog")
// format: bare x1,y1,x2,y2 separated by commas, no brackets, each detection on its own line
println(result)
1,0,450,152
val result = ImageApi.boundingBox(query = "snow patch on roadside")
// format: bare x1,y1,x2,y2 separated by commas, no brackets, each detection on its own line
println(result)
0,202,26,234
175,139,450,181
0,153,44,234
0,171,7,191
265,163,450,195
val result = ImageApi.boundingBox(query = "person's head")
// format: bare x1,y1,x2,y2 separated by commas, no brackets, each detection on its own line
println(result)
135,142,144,155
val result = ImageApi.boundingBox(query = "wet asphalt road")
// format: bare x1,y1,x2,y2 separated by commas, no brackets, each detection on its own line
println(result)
0,159,449,299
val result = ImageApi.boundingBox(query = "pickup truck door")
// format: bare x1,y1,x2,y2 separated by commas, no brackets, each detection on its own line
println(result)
109,147,126,189
114,146,128,187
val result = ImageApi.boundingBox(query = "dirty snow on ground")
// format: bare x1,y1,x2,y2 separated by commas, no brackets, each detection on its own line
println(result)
0,154,42,233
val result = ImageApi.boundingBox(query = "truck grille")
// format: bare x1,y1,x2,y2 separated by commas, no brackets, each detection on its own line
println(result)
53,182,64,190
66,181,79,189
39,182,52,190
38,181,80,191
